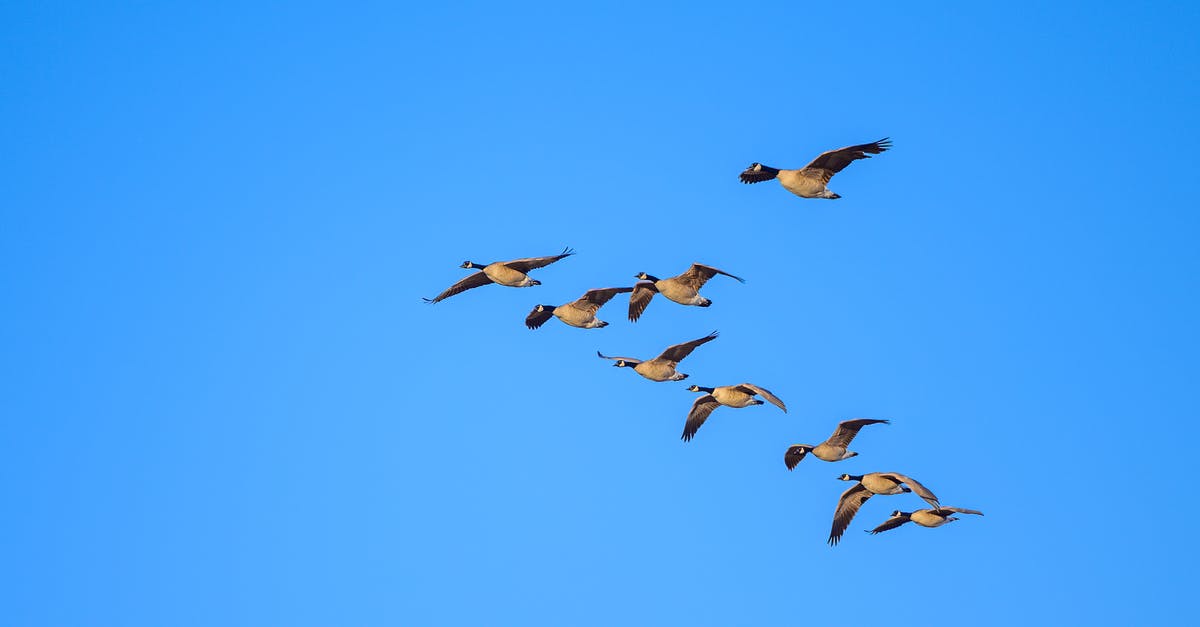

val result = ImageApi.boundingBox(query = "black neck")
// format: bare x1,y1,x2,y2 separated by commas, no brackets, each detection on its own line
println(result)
693,386,715,393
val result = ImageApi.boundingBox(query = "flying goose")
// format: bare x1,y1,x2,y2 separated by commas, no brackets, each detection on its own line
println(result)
784,419,889,469
829,472,939,546
423,247,575,303
628,263,745,322
597,331,718,382
525,287,633,329
739,138,892,199
867,507,984,535
681,384,787,442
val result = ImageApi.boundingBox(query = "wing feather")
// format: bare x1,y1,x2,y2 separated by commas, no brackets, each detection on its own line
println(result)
503,247,575,273
682,395,720,442
802,138,892,183
627,281,658,322
829,483,873,546
880,472,940,509
825,418,889,448
737,383,786,412
573,287,633,314
935,507,984,516
596,350,642,365
676,263,746,290
867,513,912,535
423,271,494,303
657,331,719,363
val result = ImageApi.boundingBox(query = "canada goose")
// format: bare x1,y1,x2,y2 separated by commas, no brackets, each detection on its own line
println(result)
739,138,891,199
681,384,787,442
525,287,633,329
784,419,889,469
829,472,939,546
423,247,574,303
867,507,984,535
629,263,744,322
597,331,718,382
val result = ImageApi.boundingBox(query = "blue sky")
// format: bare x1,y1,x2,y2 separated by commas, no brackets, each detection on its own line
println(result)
3,2,1198,625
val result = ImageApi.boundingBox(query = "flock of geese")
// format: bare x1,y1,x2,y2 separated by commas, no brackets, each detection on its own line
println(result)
424,138,983,545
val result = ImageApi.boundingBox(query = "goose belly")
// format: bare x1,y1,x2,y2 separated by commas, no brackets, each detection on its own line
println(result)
635,361,680,381
812,444,850,462
910,510,950,528
657,281,705,306
861,474,903,494
778,170,826,198
554,305,597,328
484,264,534,287
712,387,755,407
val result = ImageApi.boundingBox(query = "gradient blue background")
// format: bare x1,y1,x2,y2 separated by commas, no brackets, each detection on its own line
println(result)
3,2,1198,625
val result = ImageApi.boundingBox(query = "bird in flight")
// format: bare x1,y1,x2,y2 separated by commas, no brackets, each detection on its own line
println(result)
628,263,744,323
739,138,891,199
423,247,574,304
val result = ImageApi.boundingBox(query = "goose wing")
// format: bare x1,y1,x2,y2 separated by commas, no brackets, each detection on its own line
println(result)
423,271,494,304
867,513,912,535
879,472,940,508
656,331,719,363
676,263,745,289
682,395,720,442
735,383,786,412
825,418,889,448
596,350,643,365
524,306,554,329
783,445,809,470
829,483,873,546
801,138,892,183
627,281,658,322
935,507,984,516
503,247,575,273
572,287,633,314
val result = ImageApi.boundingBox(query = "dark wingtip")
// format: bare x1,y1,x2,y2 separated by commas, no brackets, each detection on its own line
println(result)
421,297,436,304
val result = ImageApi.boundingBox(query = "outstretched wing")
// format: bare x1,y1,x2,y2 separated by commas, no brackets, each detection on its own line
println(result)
524,306,554,329
676,263,746,290
867,513,912,535
572,287,633,314
503,247,575,273
826,418,889,448
739,163,779,184
830,483,873,546
879,472,940,509
627,281,658,322
736,383,786,412
783,445,809,470
596,350,643,365
801,138,892,183
682,395,720,442
935,507,984,516
423,271,494,304
657,331,719,363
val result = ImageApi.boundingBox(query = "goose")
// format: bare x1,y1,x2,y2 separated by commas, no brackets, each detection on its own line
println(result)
867,507,984,535
525,287,633,329
423,247,574,303
784,419,889,468
628,264,744,322
829,472,939,546
681,384,787,442
739,138,891,199
597,331,718,382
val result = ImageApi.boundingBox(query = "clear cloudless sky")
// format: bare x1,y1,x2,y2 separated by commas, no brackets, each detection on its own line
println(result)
3,2,1198,625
